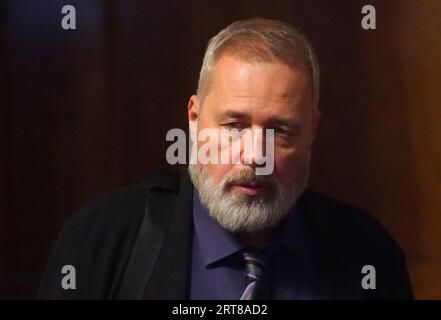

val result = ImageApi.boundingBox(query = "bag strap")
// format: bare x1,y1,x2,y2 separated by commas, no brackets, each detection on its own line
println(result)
116,171,180,299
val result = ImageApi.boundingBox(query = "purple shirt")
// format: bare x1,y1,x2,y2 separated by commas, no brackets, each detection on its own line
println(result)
190,190,318,300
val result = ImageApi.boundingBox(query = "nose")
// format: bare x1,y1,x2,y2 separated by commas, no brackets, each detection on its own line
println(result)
240,127,267,167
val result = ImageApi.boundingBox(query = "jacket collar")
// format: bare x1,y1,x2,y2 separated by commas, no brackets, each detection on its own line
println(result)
142,170,194,299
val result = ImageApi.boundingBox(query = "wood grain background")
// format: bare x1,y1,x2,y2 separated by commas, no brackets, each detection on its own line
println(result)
1,0,440,299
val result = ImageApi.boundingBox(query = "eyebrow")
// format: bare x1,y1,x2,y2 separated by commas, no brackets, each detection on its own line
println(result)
269,118,302,129
215,110,250,122
216,110,302,130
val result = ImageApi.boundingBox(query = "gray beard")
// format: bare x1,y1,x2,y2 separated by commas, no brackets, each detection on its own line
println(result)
188,161,309,234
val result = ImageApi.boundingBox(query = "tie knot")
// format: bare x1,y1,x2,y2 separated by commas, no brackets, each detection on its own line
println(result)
240,248,275,300
242,249,270,282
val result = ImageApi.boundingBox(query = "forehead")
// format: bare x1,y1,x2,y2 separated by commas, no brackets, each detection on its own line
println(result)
206,54,312,115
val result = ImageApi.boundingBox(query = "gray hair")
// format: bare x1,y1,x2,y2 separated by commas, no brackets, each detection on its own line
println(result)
197,18,320,108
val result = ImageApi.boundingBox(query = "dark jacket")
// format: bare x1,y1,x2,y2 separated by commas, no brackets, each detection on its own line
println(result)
37,170,413,299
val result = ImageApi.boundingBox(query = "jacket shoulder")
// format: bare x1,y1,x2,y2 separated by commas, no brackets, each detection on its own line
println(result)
300,189,403,254
71,169,182,230
300,189,413,299
37,169,182,299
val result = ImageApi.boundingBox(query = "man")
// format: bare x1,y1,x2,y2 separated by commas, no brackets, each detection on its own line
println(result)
37,18,413,299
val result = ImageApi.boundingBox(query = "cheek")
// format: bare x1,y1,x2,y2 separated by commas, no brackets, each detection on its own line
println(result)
274,147,309,188
206,163,234,184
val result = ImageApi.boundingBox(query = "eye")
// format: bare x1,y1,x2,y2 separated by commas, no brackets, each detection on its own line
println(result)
223,121,243,129
274,127,289,135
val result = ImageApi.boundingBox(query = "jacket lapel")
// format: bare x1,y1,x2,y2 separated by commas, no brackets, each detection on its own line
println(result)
142,171,194,299
300,190,362,299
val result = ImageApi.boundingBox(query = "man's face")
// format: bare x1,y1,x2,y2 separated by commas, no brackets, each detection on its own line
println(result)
189,54,319,195
187,54,320,233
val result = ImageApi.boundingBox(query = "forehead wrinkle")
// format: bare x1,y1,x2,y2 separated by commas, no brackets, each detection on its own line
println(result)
223,89,303,116
225,78,307,107
230,92,297,105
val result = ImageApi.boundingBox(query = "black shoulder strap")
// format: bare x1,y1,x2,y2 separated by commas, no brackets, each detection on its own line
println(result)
116,170,180,299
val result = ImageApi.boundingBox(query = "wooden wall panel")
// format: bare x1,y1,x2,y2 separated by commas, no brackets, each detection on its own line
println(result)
1,0,439,298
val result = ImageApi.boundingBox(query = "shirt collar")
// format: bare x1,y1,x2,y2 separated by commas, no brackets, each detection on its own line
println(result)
193,190,245,267
192,189,308,267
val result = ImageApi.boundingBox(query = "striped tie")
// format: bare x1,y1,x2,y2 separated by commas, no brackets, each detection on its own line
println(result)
240,249,270,300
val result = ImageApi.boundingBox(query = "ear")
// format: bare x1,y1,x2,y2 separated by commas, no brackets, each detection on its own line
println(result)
188,95,199,122
188,95,199,142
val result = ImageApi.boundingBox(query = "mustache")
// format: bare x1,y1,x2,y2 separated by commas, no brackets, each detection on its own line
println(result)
222,168,277,188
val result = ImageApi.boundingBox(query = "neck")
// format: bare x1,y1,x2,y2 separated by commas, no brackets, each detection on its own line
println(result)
239,228,275,249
